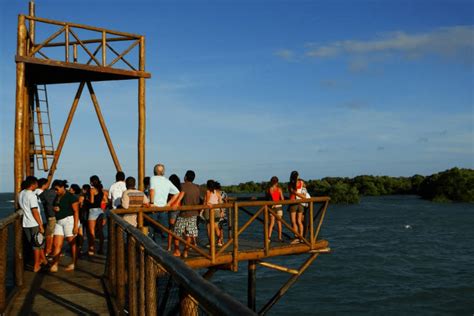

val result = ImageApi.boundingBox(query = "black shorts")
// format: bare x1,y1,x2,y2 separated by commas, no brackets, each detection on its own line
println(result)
23,226,44,250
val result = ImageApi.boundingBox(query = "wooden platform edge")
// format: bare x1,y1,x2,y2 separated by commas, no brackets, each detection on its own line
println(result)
16,55,151,79
185,239,329,269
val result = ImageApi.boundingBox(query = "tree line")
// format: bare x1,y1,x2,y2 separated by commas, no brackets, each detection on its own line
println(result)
221,167,474,204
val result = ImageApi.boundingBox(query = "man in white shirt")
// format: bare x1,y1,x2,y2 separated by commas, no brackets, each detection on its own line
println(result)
149,164,180,239
19,176,47,272
108,171,127,209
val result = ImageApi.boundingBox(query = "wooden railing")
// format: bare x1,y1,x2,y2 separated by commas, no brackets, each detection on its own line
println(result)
0,212,24,314
106,213,256,316
20,14,144,71
113,197,330,270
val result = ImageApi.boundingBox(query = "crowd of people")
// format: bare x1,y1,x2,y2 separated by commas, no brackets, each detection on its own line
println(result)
18,164,310,272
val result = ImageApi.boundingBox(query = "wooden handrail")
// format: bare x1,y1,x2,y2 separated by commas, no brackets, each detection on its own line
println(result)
21,15,143,72
107,213,256,315
23,15,141,38
113,197,331,271
0,211,24,314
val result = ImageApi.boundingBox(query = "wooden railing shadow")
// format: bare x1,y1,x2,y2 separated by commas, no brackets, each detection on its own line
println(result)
0,211,23,314
106,213,256,315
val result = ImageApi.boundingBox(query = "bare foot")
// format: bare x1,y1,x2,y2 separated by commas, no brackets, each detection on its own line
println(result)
173,251,181,257
50,264,58,273
33,266,41,273
182,252,188,259
65,264,75,272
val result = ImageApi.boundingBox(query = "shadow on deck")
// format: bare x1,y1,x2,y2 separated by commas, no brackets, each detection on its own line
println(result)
8,253,110,315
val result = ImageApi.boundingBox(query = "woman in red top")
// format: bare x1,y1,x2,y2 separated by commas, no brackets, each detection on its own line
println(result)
288,171,306,244
267,176,284,242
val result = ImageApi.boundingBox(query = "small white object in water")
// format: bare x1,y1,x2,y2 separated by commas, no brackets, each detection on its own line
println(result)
404,225,412,229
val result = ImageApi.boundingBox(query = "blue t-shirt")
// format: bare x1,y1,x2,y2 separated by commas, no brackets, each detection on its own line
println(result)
149,176,179,206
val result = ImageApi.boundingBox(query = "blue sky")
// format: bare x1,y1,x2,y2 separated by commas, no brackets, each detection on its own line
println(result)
1,0,473,191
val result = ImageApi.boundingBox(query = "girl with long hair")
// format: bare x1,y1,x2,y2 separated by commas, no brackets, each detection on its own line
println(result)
288,171,306,244
267,176,284,242
87,175,107,255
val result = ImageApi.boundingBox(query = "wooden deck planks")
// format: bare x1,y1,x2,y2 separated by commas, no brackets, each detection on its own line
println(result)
8,254,110,315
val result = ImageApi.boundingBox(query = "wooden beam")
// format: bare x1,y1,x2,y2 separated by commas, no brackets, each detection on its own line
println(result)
15,56,151,79
106,43,136,71
185,239,329,269
14,15,27,197
258,253,320,315
86,81,122,172
257,261,298,275
28,26,65,57
137,36,146,190
47,82,85,185
69,28,100,66
41,36,136,48
24,15,142,39
107,39,139,68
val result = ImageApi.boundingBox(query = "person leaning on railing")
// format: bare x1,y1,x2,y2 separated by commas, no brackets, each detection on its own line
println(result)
120,176,150,227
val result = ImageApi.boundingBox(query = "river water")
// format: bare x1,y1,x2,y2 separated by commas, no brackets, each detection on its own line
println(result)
1,193,473,315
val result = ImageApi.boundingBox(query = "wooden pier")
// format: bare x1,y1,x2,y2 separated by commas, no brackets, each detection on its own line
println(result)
2,3,333,315
8,253,110,315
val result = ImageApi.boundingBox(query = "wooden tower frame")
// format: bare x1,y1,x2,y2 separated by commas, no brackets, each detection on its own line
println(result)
14,2,150,199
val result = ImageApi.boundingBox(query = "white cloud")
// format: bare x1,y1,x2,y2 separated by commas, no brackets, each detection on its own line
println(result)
274,49,295,61
305,26,474,62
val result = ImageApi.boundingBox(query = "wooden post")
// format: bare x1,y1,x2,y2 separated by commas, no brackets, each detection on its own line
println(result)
14,216,24,287
137,210,144,234
73,43,77,62
86,81,122,172
65,25,69,62
116,226,126,311
24,85,32,176
263,205,269,256
145,256,157,316
28,1,35,48
108,217,116,295
128,236,137,316
102,31,106,66
247,260,256,311
14,15,27,197
47,82,85,184
139,245,145,316
209,208,215,264
0,228,8,313
232,203,239,272
180,288,198,316
137,36,146,191
309,201,314,248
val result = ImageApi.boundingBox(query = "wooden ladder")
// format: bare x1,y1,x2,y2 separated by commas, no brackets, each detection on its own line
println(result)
33,84,55,172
